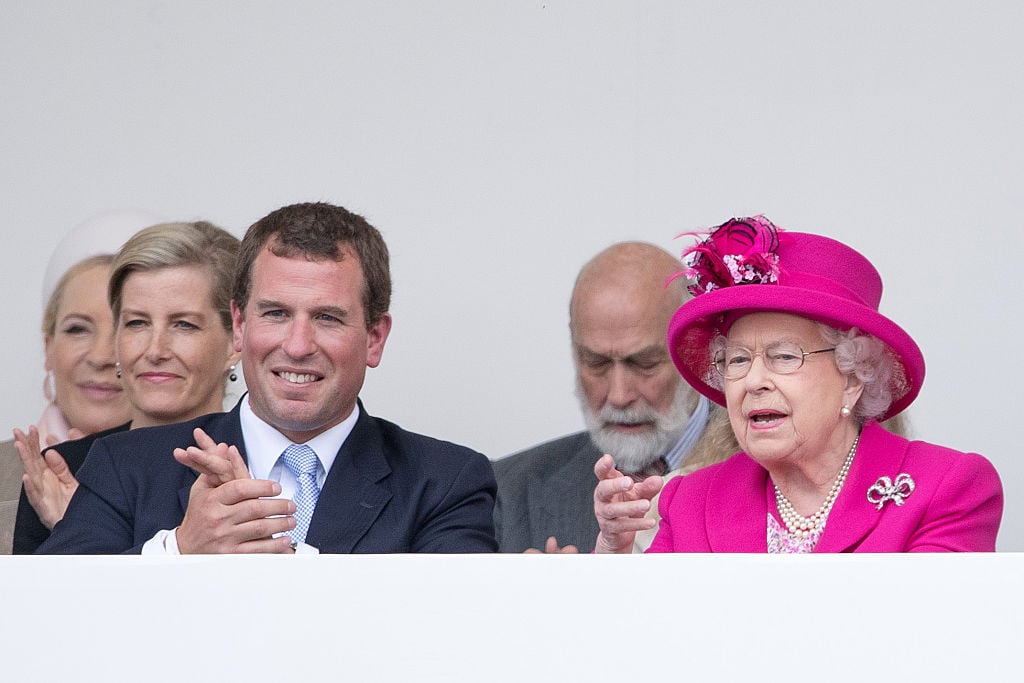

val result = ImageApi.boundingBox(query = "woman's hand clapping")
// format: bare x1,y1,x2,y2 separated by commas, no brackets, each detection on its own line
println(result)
13,425,79,530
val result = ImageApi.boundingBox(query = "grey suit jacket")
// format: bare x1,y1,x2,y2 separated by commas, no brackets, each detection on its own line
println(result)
493,432,602,553
0,439,25,555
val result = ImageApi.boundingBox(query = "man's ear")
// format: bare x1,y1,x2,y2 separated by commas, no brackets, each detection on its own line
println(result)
231,300,245,353
365,313,392,368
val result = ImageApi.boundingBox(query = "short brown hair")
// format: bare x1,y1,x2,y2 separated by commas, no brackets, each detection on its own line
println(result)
108,221,240,332
233,202,391,328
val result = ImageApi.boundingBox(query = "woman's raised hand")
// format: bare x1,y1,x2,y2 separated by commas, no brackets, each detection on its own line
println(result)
13,426,79,530
592,454,663,554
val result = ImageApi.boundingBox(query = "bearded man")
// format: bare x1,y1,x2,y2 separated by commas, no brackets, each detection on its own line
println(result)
493,242,735,553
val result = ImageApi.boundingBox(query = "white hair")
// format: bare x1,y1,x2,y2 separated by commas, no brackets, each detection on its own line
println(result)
816,324,895,422
575,379,694,473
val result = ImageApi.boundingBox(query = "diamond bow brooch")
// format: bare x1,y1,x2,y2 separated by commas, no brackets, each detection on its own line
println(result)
866,473,915,510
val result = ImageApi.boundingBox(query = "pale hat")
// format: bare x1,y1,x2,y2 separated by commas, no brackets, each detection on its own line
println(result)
42,209,163,307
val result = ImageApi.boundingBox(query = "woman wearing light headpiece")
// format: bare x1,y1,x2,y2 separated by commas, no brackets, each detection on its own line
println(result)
593,216,1002,553
1,211,158,554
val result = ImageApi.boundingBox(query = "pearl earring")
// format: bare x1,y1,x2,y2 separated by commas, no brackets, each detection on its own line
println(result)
840,405,851,417
229,364,237,382
115,362,122,379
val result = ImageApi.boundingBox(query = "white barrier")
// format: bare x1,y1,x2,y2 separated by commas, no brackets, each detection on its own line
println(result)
2,554,1021,682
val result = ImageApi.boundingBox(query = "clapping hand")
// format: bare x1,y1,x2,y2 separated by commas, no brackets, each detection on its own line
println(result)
173,427,249,486
173,427,296,554
523,536,580,554
13,426,78,530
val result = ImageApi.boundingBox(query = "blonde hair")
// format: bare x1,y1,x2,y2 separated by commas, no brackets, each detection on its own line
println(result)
681,404,739,472
108,222,239,332
42,254,114,338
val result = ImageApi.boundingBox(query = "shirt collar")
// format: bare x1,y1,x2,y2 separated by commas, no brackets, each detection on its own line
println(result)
239,395,359,480
663,394,712,471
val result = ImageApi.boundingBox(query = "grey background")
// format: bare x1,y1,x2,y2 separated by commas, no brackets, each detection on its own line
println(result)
2,1,1020,549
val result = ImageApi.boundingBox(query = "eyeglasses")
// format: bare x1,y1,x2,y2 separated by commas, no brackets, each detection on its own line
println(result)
712,342,836,380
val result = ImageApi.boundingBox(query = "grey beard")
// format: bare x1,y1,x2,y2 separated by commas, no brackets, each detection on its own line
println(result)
576,380,694,474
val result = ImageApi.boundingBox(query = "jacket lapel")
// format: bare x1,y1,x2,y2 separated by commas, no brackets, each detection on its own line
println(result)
814,421,910,552
305,409,392,553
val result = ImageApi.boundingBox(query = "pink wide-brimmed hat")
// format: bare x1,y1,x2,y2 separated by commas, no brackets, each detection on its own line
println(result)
667,215,925,421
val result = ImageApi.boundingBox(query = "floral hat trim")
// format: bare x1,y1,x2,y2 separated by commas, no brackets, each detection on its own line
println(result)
680,215,782,296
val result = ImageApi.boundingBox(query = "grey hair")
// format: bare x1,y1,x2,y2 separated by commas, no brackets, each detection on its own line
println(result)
708,336,728,393
707,323,896,422
816,324,894,422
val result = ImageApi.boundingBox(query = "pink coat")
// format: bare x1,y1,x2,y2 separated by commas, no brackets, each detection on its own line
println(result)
647,421,1003,552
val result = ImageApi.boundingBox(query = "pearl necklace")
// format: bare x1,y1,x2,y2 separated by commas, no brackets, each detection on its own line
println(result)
773,435,860,539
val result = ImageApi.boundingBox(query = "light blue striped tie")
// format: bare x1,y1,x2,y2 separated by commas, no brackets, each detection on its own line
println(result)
280,444,321,544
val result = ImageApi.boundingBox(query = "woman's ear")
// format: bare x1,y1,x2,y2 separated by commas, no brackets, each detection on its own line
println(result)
843,374,865,414
224,336,241,375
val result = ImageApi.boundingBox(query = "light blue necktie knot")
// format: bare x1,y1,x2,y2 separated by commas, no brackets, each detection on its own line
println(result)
280,443,321,544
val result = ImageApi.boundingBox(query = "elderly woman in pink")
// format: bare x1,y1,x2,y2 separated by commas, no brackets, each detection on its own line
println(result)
594,216,1002,553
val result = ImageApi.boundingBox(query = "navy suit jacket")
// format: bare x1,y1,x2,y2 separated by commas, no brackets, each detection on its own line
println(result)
37,402,497,554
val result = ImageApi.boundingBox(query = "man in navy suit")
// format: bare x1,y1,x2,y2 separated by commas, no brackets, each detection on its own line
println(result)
39,202,496,554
